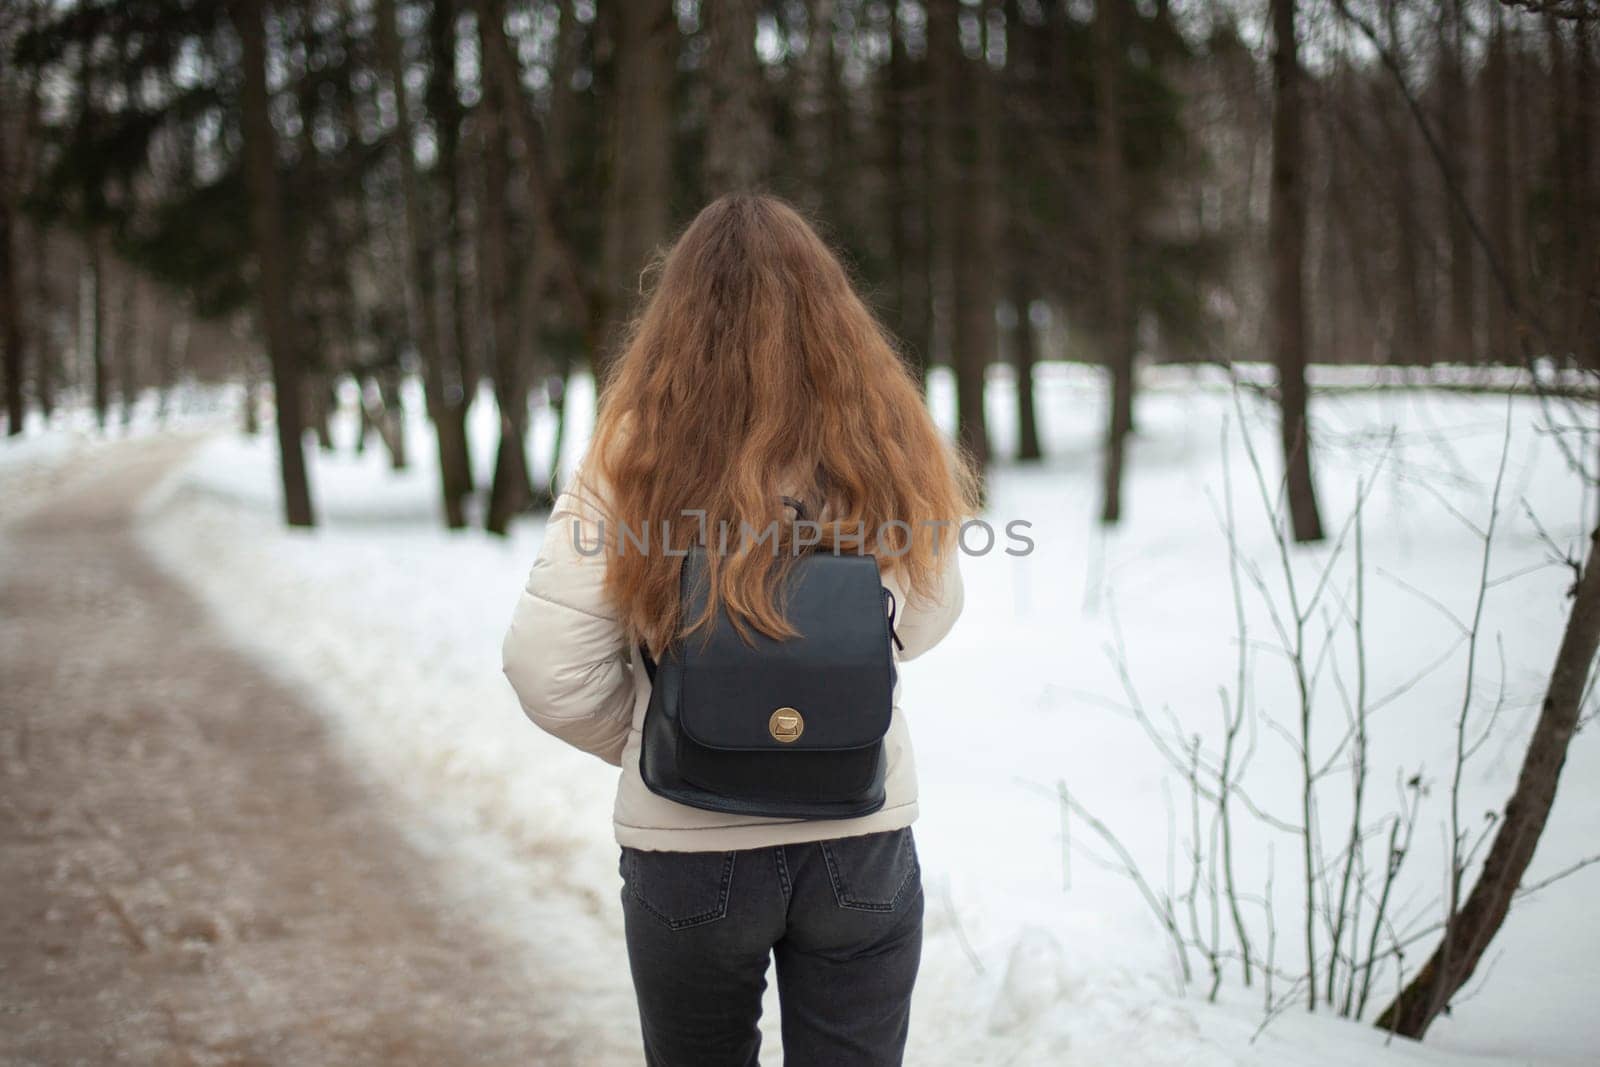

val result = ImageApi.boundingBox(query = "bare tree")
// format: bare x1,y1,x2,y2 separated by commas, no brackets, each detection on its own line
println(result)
0,0,34,436
379,0,472,528
932,0,994,481
1009,270,1043,462
87,239,111,428
114,266,137,426
476,19,532,537
29,227,53,423
475,0,596,360
1482,6,1516,363
0,109,21,435
882,3,929,383
235,0,315,527
1097,0,1134,523
1268,0,1325,543
427,0,476,499
1554,14,1596,362
1377,528,1600,1037
1379,3,1432,366
1438,0,1478,363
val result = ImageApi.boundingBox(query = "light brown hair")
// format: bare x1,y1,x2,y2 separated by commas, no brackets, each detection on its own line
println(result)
588,193,978,653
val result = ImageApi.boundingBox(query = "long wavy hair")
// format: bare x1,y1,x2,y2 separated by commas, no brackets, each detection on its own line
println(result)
588,193,978,653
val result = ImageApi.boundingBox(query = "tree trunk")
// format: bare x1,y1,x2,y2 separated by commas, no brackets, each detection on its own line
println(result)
428,0,476,494
1325,103,1383,365
885,5,931,381
354,375,372,455
243,359,260,436
0,126,22,437
1509,18,1533,341
599,0,674,376
1382,3,1430,366
824,8,852,239
1483,9,1515,365
476,55,532,536
515,249,556,513
704,0,765,195
32,226,54,423
1010,272,1043,463
1096,0,1133,523
1317,125,1344,366
793,0,836,218
1547,18,1574,352
1568,16,1596,367
1439,0,1476,363
88,237,108,430
931,0,992,481
8,0,47,435
378,371,409,471
359,374,409,468
116,271,138,428
159,317,188,424
307,375,335,451
964,3,997,476
380,0,471,528
236,0,316,527
532,0,582,502
1269,0,1324,544
543,362,571,497
476,0,595,367
1377,527,1600,1037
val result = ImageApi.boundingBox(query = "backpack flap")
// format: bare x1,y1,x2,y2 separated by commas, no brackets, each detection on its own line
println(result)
675,550,895,753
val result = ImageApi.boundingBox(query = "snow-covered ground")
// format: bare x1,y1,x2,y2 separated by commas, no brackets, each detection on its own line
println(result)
0,382,236,521
114,363,1596,1065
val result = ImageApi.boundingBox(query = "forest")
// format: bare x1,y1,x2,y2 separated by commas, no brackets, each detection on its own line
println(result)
2,1,1599,1062
2,0,1594,533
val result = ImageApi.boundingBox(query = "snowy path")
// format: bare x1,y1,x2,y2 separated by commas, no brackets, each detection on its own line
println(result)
0,438,561,1064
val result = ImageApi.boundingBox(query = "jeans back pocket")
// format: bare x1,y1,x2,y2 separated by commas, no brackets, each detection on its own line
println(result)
818,826,921,912
620,847,738,930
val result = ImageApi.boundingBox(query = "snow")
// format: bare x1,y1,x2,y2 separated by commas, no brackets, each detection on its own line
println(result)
0,382,236,520
127,363,1597,1065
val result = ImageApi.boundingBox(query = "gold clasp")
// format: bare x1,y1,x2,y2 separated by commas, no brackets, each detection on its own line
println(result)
769,707,804,743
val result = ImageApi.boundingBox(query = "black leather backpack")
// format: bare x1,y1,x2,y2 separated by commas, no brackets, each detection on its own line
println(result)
639,530,903,820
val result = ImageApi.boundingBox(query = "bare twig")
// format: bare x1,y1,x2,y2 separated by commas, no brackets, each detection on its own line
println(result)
1218,413,1260,982
1517,853,1600,896
1059,781,1194,987
1431,398,1515,1027
1327,477,1370,1008
1357,774,1422,1017
1232,381,1321,1010
937,875,986,977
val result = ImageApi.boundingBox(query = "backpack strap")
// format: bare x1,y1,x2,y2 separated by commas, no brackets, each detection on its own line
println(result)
882,588,905,652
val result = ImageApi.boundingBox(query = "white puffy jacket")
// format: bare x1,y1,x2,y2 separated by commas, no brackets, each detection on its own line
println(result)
500,469,965,852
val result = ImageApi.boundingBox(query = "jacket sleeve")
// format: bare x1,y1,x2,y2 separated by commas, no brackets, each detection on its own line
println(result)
501,477,635,767
892,546,965,662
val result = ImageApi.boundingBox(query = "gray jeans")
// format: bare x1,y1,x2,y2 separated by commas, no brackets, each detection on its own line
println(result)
618,825,924,1066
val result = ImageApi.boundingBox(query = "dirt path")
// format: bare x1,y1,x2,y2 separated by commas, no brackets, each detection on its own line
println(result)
0,438,563,1065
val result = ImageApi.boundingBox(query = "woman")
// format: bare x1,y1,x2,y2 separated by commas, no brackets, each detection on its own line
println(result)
501,193,974,1066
